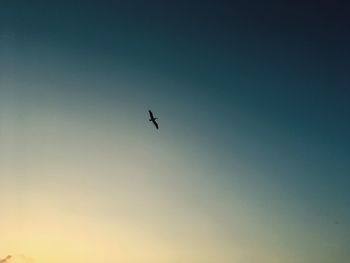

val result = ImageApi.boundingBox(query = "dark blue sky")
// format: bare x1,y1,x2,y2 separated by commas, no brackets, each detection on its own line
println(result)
1,1,349,262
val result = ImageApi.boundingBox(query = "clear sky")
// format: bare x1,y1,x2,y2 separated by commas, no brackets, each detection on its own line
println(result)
1,1,349,263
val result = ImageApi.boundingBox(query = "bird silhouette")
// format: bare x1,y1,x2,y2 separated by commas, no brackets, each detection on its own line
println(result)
148,110,159,129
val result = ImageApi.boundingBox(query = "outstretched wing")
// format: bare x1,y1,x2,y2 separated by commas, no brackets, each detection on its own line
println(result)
152,119,159,129
148,110,154,119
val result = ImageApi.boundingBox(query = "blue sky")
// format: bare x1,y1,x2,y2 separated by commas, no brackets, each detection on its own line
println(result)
1,1,349,262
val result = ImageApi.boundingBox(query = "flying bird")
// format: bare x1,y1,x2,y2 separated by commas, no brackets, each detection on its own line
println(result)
148,110,159,129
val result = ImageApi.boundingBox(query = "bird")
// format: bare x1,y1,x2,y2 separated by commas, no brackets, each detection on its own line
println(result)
148,110,159,129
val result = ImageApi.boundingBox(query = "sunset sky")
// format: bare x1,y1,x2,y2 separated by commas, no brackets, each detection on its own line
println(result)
1,1,349,263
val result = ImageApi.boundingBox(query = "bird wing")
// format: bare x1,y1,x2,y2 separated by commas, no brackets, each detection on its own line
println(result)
148,110,154,119
152,119,159,129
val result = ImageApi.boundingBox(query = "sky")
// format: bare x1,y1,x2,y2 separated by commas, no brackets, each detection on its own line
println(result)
1,1,350,263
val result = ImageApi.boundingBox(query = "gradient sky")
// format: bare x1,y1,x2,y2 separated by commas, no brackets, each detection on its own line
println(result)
1,1,350,263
